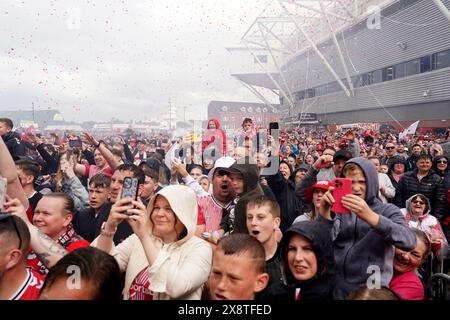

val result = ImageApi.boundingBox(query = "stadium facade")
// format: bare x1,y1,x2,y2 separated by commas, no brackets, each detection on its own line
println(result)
229,0,450,130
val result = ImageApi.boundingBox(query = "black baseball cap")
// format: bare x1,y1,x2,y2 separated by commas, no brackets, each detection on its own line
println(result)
333,149,352,162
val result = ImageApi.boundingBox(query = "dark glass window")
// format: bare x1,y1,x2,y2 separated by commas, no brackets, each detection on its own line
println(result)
254,55,268,63
305,88,315,98
405,59,420,76
327,81,341,93
395,62,406,78
434,49,450,70
352,75,362,88
360,73,369,86
382,66,395,81
420,56,431,73
316,84,327,96
296,91,305,101
372,69,382,84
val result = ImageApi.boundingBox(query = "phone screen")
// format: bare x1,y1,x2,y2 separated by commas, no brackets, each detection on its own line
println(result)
269,122,279,131
121,177,139,200
69,138,82,148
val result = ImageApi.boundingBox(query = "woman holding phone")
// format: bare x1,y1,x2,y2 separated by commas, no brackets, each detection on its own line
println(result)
92,185,212,300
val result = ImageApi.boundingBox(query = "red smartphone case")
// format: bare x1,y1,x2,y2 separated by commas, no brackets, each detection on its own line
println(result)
332,178,352,214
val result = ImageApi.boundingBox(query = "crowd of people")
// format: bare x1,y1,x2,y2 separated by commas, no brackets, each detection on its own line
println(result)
0,115,449,301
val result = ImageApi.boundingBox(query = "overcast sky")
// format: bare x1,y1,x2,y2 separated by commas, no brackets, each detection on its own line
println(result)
0,0,279,123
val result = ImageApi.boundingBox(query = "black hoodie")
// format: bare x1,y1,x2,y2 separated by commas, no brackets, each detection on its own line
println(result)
229,158,264,234
262,220,335,300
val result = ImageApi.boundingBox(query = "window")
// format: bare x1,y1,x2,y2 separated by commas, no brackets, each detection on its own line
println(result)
296,91,305,101
352,75,363,88
327,81,341,93
432,49,450,70
279,96,284,105
382,67,395,81
254,55,268,63
405,59,420,76
394,62,406,79
316,84,327,96
420,56,431,73
305,88,315,99
372,69,382,84
360,73,370,86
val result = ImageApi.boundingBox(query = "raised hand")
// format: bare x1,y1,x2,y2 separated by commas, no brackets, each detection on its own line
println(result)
81,132,98,147
313,154,334,170
126,199,150,241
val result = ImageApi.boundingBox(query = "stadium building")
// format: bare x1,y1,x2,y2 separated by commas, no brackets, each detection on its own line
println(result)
228,0,450,131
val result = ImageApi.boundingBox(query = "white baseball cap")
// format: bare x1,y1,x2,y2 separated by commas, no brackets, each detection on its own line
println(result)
208,156,236,181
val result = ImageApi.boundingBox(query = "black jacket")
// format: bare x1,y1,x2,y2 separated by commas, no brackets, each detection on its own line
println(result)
262,220,335,301
393,169,447,221
72,202,134,245
266,171,303,233
2,131,26,160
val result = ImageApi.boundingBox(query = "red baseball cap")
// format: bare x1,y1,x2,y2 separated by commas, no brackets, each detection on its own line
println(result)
305,180,333,203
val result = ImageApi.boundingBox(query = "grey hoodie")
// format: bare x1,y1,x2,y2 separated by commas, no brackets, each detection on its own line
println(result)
318,157,416,299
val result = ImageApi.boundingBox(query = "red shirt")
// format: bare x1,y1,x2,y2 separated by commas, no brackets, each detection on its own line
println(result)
197,204,206,225
390,270,424,300
84,164,113,179
10,268,45,300
128,267,153,300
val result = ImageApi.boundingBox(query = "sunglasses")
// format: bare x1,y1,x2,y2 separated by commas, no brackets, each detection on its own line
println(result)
216,169,230,177
386,146,395,150
412,200,425,205
437,160,447,164
0,213,22,250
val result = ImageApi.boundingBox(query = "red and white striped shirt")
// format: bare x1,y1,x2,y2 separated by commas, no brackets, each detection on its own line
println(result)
129,267,153,300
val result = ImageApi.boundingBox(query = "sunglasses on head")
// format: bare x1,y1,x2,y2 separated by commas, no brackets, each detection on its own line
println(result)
0,213,22,250
412,200,425,205
437,160,447,164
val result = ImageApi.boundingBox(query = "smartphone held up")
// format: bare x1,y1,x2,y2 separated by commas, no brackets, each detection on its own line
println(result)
332,178,352,214
120,177,139,215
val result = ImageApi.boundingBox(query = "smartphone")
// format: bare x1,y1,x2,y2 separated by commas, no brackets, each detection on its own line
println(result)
121,177,139,201
269,122,279,131
0,177,7,211
69,137,82,148
332,178,352,214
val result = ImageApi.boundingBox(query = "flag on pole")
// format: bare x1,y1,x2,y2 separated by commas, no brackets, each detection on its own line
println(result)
399,120,420,141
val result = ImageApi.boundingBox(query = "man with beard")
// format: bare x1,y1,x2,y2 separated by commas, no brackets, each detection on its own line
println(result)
172,156,236,245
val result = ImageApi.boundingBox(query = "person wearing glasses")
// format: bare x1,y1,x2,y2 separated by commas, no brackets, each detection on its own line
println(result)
380,142,398,169
432,155,450,243
0,213,44,300
394,154,447,224
432,155,450,193
400,194,448,256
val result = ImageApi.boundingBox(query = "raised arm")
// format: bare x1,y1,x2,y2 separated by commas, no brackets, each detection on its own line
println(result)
82,132,119,171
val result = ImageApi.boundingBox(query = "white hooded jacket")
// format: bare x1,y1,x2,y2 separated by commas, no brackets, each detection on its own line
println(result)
92,185,212,299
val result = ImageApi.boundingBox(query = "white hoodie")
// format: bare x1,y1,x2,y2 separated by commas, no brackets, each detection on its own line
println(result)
92,185,212,299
